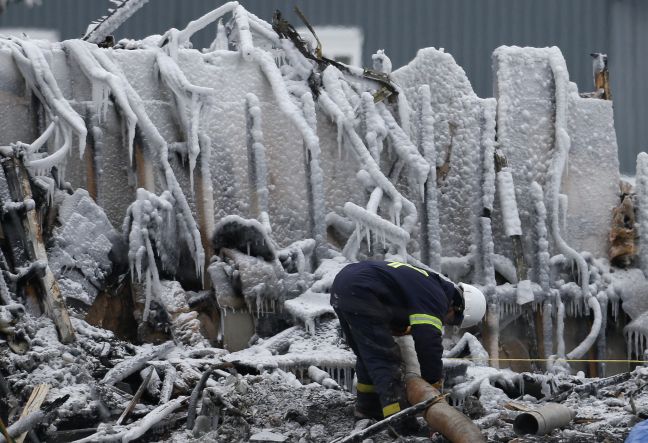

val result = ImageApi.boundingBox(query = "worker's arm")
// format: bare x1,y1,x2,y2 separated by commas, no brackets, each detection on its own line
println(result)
410,321,444,384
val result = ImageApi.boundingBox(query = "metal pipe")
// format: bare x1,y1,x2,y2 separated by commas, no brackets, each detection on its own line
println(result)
513,403,575,436
405,376,485,443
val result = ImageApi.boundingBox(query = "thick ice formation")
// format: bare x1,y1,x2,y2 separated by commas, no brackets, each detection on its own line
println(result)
0,3,646,441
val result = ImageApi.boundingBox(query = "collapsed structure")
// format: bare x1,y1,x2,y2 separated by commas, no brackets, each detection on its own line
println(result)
0,1,647,441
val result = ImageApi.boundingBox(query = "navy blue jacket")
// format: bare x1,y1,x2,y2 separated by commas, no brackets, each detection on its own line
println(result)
331,260,459,384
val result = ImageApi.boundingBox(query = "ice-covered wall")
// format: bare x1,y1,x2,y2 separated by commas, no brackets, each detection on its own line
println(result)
0,24,622,293
494,46,619,262
393,48,489,262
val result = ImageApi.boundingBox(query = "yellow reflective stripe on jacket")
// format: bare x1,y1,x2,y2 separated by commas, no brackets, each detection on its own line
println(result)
356,383,375,393
382,402,401,417
386,260,429,277
409,313,443,331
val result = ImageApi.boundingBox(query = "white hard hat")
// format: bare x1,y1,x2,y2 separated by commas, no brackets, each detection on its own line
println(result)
458,283,486,329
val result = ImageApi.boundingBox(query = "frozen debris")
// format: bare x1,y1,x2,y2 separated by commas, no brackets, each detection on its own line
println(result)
224,319,355,387
48,189,117,307
212,215,277,262
284,290,334,334
101,341,175,386
249,430,288,442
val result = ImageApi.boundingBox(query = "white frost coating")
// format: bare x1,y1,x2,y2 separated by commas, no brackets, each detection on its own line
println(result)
101,342,175,386
377,102,429,194
6,39,87,173
249,46,325,247
121,396,187,442
245,10,281,47
233,5,254,61
636,152,648,277
300,92,326,248
361,92,387,161
246,93,270,229
555,289,566,357
480,99,497,213
84,0,150,44
207,19,229,52
159,362,176,404
544,47,599,360
19,117,57,155
344,202,410,258
322,66,356,122
566,294,602,360
516,279,534,305
65,40,137,159
26,126,72,175
318,90,418,235
284,290,335,334
481,217,496,288
155,50,215,188
417,85,441,270
491,254,517,284
531,182,551,291
444,332,489,366
173,1,238,52
89,48,204,279
372,49,392,74
307,365,340,389
122,188,203,314
496,168,522,236
280,39,313,80
545,48,590,299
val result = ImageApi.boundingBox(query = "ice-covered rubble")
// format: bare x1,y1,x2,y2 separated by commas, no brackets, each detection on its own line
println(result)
1,1,648,441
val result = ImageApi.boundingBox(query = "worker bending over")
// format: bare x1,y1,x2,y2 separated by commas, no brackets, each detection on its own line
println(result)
330,260,486,421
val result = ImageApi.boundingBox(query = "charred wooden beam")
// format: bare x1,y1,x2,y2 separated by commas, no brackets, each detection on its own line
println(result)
0,151,75,343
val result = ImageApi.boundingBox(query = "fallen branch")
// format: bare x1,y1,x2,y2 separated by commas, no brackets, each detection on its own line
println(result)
159,363,177,405
116,366,154,425
71,396,188,443
101,342,174,386
186,368,213,430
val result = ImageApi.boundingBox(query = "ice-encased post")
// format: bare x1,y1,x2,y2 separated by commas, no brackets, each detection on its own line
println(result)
301,92,327,260
417,85,441,271
531,182,553,359
196,133,215,287
636,152,648,277
245,93,271,231
480,217,499,368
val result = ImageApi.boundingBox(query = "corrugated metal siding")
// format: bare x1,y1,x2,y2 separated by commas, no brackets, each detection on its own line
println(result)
0,0,645,172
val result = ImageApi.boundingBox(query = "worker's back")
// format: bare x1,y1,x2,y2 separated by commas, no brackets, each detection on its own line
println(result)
331,260,458,330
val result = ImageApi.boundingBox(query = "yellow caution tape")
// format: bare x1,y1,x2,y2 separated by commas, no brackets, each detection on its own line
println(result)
444,357,647,364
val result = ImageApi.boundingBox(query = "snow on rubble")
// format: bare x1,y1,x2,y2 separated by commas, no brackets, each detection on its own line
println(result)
0,1,647,441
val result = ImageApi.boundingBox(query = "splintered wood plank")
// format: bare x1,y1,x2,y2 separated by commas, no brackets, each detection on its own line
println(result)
15,384,50,443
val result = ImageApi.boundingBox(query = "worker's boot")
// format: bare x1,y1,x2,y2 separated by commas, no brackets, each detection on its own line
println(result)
354,392,383,420
383,392,421,437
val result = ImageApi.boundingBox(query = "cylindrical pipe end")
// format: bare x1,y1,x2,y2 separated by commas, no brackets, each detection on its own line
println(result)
514,404,575,435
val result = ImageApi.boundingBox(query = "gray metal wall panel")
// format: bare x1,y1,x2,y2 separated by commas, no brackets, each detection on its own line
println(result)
0,0,644,172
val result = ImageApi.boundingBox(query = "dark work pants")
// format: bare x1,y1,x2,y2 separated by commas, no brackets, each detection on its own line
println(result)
332,298,404,412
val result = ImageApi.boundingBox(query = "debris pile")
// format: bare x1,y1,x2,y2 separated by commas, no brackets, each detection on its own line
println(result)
0,1,648,442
